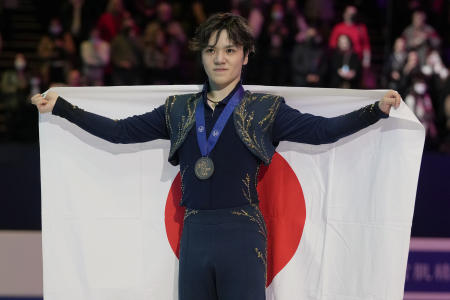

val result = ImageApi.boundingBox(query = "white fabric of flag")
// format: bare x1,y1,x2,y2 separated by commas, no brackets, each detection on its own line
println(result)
39,85,424,300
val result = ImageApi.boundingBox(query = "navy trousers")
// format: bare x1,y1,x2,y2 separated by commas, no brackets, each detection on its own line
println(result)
179,203,267,300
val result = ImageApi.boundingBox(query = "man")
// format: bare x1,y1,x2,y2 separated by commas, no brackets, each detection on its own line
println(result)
32,13,401,300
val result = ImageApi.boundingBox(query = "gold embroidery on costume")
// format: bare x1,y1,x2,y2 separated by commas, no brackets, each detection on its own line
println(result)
167,94,201,158
231,206,268,284
184,208,199,221
358,103,377,121
254,164,260,193
164,95,176,136
242,173,252,204
234,93,271,162
255,247,267,283
234,93,282,164
258,96,281,132
180,165,188,195
231,208,267,239
233,166,268,284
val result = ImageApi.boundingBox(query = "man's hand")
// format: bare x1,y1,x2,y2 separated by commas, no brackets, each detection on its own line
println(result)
378,90,402,115
30,91,59,114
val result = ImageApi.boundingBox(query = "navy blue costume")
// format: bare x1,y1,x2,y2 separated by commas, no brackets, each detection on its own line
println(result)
52,83,388,300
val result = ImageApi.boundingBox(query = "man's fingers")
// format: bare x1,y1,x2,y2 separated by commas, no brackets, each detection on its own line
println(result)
30,94,40,104
31,94,45,104
30,94,48,107
383,90,402,109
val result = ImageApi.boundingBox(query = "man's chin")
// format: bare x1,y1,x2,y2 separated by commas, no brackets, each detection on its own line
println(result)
210,77,240,88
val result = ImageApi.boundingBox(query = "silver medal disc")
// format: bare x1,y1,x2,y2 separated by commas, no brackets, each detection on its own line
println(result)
194,157,214,180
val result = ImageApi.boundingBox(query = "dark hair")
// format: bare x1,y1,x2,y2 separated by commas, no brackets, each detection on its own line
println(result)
189,13,255,55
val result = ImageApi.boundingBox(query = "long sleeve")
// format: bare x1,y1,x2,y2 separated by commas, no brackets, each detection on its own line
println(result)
272,100,389,145
51,96,169,143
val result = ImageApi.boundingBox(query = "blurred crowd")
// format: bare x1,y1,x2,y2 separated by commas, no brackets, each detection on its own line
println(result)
0,0,449,151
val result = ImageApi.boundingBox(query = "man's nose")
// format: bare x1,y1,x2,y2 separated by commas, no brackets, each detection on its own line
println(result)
214,50,225,64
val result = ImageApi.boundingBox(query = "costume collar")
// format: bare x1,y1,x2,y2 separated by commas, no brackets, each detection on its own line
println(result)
202,80,243,106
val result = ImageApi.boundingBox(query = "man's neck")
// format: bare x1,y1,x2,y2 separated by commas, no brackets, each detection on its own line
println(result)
207,77,241,102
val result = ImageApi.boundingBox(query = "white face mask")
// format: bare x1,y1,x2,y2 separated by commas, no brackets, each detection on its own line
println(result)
414,82,427,95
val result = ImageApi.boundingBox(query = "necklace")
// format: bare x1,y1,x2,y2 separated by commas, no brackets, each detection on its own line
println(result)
207,97,221,104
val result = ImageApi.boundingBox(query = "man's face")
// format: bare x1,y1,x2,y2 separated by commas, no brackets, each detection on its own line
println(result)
201,30,248,89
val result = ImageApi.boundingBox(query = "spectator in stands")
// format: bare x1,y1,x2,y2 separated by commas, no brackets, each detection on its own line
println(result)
142,22,167,84
1,53,29,99
37,35,53,86
383,37,408,92
421,48,449,82
421,48,449,115
246,0,265,41
404,75,438,141
13,53,29,94
401,50,422,93
284,0,309,48
260,2,290,85
329,34,361,89
37,18,76,87
0,53,30,137
329,5,371,68
80,28,110,86
67,69,83,87
110,15,142,85
61,0,84,43
135,1,186,84
402,10,441,66
291,27,327,87
97,0,127,43
153,1,186,83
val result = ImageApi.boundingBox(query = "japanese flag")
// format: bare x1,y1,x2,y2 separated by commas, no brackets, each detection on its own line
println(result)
39,85,424,300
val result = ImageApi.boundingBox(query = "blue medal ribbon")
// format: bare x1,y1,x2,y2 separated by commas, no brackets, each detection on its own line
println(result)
195,85,245,157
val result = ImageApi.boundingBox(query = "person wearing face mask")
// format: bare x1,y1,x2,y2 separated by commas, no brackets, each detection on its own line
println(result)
37,18,76,87
404,76,438,142
0,53,30,131
1,53,29,96
329,5,371,68
261,3,290,85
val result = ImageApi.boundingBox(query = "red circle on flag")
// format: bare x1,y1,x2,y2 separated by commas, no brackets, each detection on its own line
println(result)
164,152,306,287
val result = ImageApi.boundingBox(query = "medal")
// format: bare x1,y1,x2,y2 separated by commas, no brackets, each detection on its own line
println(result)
194,157,215,180
194,84,245,180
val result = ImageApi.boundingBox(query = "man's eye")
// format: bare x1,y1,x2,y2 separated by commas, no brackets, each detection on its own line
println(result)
205,48,215,53
226,48,236,54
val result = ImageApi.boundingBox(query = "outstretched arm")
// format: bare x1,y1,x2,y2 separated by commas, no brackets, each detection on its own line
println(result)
31,92,169,144
273,90,401,144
